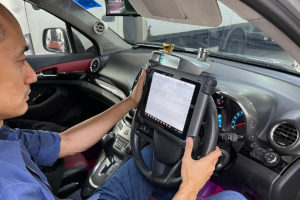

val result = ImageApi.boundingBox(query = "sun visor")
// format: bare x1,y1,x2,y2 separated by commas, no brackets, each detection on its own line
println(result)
128,0,222,26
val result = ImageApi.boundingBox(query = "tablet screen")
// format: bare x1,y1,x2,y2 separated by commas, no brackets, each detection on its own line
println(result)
144,72,195,133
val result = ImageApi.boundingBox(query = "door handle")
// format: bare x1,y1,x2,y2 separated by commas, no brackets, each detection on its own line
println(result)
36,71,57,78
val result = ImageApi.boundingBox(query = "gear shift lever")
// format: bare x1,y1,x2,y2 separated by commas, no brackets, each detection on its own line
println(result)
102,132,116,164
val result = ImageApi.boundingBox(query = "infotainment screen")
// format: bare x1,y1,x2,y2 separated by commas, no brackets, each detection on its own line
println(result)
141,71,200,139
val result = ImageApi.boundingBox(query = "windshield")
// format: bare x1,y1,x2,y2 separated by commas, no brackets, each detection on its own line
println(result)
81,0,299,74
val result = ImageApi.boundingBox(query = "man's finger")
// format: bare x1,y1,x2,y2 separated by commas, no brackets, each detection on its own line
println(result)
137,69,146,88
183,137,194,159
212,157,220,166
205,147,222,161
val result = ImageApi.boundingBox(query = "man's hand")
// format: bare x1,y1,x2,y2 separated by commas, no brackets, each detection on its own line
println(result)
173,137,222,200
127,69,146,108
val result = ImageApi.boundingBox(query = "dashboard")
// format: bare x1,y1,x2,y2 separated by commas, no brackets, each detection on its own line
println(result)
83,47,300,200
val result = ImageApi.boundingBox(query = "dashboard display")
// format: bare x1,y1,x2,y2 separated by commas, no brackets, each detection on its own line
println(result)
216,96,224,107
231,111,246,130
213,94,247,135
218,114,222,128
159,53,180,69
145,72,195,132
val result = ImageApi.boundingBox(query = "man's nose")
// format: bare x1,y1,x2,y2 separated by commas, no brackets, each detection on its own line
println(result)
24,61,37,85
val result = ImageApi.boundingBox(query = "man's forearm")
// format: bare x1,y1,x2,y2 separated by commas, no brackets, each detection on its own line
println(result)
58,97,136,158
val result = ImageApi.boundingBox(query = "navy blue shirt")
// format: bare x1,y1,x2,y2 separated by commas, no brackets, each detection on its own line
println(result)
0,125,61,200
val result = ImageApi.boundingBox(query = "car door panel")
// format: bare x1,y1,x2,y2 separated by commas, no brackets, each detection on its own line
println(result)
22,53,97,126
24,85,70,121
27,53,95,72
36,58,93,74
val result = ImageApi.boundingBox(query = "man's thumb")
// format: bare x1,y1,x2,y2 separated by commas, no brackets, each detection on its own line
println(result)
183,137,193,158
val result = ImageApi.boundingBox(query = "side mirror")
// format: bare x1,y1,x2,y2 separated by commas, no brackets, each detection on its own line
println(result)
43,28,70,53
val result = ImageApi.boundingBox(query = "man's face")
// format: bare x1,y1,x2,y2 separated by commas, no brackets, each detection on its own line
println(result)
0,19,37,120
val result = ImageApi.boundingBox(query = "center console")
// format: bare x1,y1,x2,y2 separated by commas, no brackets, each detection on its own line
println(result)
81,111,135,198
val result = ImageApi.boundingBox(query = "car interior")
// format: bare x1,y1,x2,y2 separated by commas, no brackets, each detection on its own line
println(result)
3,0,300,200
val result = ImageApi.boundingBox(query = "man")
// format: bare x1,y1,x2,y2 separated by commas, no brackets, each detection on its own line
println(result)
0,3,246,200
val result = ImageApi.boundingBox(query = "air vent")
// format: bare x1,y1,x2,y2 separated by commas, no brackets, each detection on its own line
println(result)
131,69,143,91
270,123,299,148
93,21,106,34
90,58,101,73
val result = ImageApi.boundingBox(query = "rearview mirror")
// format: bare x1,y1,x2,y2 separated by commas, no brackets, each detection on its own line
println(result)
43,28,70,53
105,0,139,16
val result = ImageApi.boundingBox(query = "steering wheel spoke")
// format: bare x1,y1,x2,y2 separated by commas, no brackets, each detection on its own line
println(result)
165,160,182,182
152,154,169,178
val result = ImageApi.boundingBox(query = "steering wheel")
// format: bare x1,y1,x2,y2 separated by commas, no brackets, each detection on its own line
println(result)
131,96,219,188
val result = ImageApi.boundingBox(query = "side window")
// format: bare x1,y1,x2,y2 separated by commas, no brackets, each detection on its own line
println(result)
3,1,96,55
24,3,66,55
71,27,95,53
